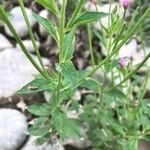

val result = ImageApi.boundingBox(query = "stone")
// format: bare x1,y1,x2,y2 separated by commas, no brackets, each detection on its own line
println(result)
119,39,138,58
0,108,27,150
4,7,36,37
72,90,81,101
16,40,40,53
0,34,13,50
0,48,49,98
39,10,49,37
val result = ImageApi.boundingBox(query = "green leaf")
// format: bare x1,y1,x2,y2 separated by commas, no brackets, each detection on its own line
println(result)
0,5,5,21
104,59,119,73
118,139,138,150
141,100,150,115
52,110,80,140
33,13,58,41
110,122,126,136
57,61,78,86
67,11,108,29
36,134,50,145
28,103,50,116
36,0,58,16
106,89,126,99
80,78,101,93
17,77,55,94
61,32,75,62
28,117,50,136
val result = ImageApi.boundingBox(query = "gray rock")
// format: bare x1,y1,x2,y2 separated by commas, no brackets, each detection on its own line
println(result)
16,40,40,53
0,108,27,150
39,10,49,37
0,34,13,50
0,48,49,98
4,7,36,37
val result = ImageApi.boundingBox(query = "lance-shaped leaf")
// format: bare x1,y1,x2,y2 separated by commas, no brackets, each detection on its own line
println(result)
105,88,126,99
36,0,58,16
66,11,108,29
61,32,75,62
28,117,50,136
33,13,58,41
28,103,51,116
17,77,55,94
80,78,101,93
52,110,80,140
0,5,5,21
57,61,78,87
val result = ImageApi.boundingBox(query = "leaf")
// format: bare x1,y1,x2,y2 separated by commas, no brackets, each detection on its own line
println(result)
52,110,80,140
36,0,58,16
104,60,118,73
61,32,75,62
33,13,58,41
57,61,78,86
36,134,50,145
28,103,51,116
106,89,126,99
118,139,138,150
141,100,150,115
110,122,126,136
79,78,101,93
67,11,108,29
17,77,55,94
28,117,50,136
0,5,5,21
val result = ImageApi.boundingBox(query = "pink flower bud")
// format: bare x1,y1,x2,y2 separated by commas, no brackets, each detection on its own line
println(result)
119,57,126,68
122,0,129,9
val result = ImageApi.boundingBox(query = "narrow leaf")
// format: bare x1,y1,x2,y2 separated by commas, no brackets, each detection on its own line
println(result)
57,61,78,86
61,32,75,62
28,117,50,136
106,89,126,99
33,13,58,41
80,78,101,93
52,110,80,140
17,77,55,94
36,0,58,16
28,103,50,116
67,11,108,29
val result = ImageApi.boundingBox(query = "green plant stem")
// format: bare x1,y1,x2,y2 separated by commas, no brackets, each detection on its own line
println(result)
56,74,62,103
59,0,67,61
18,0,49,78
87,24,95,67
75,7,150,87
57,0,67,102
109,51,150,91
138,69,150,100
0,6,49,80
108,0,112,54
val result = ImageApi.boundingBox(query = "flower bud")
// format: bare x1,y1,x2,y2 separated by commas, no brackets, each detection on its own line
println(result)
119,57,126,68
122,0,129,9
